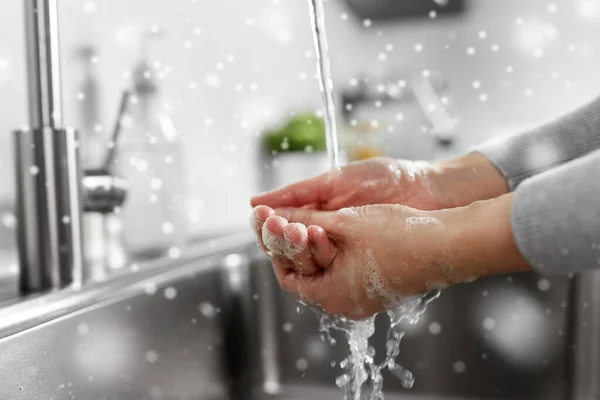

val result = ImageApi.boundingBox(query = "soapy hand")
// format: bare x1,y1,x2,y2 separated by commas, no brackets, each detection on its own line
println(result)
251,204,463,320
251,193,531,320
251,157,446,213
251,154,510,214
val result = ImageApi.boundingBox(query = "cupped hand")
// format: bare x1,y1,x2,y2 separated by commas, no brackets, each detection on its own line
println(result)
251,157,447,213
251,204,469,320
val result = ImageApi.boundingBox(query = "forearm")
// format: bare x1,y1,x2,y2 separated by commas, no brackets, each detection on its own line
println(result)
435,149,600,279
430,152,510,208
431,193,531,283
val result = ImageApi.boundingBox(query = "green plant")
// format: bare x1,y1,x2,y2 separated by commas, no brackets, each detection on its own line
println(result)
263,112,327,153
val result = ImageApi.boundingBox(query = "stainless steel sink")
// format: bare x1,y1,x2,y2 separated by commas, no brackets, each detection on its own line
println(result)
0,232,597,399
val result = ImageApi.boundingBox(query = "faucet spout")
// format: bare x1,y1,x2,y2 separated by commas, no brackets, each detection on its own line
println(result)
14,0,85,292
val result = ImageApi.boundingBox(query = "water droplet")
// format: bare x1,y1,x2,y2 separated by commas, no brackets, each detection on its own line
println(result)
62,216,71,225
164,287,177,300
77,323,90,336
466,47,476,55
429,10,437,18
453,361,466,374
363,19,372,28
1,212,16,229
414,43,424,52
199,302,216,318
296,358,309,371
144,282,158,295
29,166,39,175
537,279,551,292
162,222,174,235
145,350,159,364
283,322,293,333
483,318,496,331
428,322,442,335
136,159,148,172
150,178,163,190
169,247,181,259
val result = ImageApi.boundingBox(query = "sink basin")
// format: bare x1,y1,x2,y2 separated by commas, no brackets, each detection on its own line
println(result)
0,232,597,399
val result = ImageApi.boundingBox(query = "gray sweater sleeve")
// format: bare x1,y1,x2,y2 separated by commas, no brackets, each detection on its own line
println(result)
511,150,600,274
474,96,600,275
476,95,600,190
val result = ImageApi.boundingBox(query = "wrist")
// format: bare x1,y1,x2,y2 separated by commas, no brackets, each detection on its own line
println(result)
435,194,531,280
431,152,510,208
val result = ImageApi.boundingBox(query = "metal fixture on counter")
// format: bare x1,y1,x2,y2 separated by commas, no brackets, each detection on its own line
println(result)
83,90,130,215
13,0,127,293
341,71,457,146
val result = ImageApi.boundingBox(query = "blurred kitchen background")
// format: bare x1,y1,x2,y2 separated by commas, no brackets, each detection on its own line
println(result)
0,0,600,272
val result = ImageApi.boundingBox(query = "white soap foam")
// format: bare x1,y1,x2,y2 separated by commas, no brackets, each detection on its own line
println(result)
364,249,404,308
337,207,360,219
249,209,260,231
388,162,403,182
405,216,442,232
262,222,308,259
396,160,430,182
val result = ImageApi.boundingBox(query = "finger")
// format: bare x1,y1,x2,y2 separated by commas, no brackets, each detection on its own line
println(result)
283,223,319,275
274,208,339,234
271,254,296,273
251,206,274,250
294,273,332,310
308,225,338,269
250,172,333,209
271,262,300,295
262,215,288,257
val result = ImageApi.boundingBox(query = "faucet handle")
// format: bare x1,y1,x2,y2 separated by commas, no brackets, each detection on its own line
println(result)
83,168,128,214
408,76,457,146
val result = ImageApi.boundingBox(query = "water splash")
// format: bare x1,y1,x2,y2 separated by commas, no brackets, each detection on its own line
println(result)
313,290,441,399
307,0,442,397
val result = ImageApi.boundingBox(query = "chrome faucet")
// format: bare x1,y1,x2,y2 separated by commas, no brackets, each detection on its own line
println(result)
340,70,457,146
14,0,126,293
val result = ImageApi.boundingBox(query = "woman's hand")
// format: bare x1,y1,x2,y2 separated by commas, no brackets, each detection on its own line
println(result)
251,153,509,213
251,194,531,320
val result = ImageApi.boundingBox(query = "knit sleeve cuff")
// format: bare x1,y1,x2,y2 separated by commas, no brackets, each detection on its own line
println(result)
472,95,600,191
510,150,600,275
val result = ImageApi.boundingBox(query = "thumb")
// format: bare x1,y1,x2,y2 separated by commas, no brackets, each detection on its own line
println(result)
275,208,339,233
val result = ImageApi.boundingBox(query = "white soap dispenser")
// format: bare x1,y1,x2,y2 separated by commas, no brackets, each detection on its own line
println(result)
113,29,188,259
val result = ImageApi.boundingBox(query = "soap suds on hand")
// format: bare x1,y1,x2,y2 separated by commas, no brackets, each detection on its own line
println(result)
337,208,360,219
405,216,442,232
364,249,404,308
250,209,260,231
262,222,308,259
